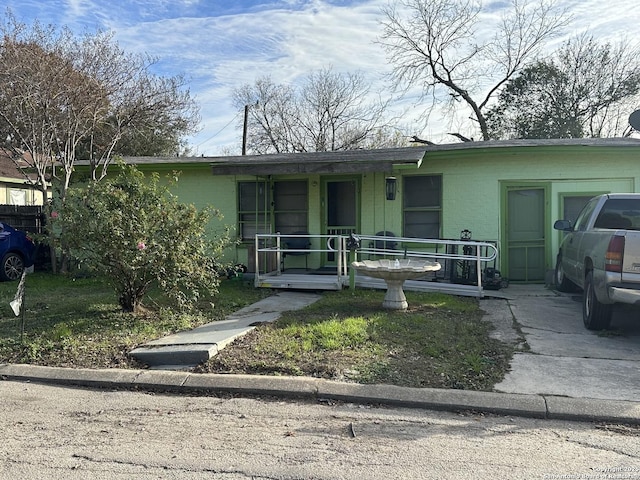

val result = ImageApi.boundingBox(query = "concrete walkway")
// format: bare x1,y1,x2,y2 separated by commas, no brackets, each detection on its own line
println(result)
130,291,323,368
487,285,640,402
2,284,640,424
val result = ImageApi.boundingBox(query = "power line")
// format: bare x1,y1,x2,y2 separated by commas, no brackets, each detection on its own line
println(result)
196,110,242,148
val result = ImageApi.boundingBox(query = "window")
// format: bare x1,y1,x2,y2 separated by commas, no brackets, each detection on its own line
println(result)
573,196,600,232
9,189,26,206
238,180,270,240
238,180,308,241
274,181,308,234
563,195,594,226
403,175,442,238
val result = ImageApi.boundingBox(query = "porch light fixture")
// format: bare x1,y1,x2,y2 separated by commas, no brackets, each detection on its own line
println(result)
385,176,397,200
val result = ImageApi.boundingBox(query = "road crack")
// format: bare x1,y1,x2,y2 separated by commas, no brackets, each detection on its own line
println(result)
70,453,270,477
550,435,640,460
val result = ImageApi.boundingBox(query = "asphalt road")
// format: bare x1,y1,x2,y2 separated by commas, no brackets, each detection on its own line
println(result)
3,381,640,480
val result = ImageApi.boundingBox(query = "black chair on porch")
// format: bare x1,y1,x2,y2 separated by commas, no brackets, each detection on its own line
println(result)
281,232,312,271
369,231,398,258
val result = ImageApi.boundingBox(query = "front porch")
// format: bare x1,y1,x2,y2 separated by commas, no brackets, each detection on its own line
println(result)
251,233,501,298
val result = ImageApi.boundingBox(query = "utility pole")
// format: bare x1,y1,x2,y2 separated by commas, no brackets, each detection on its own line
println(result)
242,104,249,155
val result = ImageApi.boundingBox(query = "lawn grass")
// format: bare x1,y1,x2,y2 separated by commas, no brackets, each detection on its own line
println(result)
0,273,514,391
0,272,270,368
196,288,514,391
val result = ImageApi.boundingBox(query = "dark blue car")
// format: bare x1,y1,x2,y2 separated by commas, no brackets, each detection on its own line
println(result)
0,222,36,281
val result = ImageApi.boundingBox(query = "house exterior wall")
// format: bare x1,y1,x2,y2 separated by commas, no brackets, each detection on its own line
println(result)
138,168,401,268
409,145,640,279
363,171,402,236
132,142,640,282
0,178,46,206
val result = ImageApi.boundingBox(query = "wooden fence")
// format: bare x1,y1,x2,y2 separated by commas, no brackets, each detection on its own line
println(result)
0,205,45,233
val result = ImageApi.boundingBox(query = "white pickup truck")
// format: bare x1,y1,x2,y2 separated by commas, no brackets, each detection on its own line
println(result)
554,193,640,330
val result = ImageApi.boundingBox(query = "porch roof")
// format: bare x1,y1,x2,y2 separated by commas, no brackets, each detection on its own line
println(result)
207,147,427,175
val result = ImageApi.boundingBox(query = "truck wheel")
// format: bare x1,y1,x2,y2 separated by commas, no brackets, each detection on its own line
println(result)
582,271,612,330
554,254,577,292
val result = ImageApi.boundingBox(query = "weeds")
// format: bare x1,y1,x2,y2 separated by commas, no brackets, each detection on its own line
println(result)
0,273,513,391
0,272,269,368
198,289,513,391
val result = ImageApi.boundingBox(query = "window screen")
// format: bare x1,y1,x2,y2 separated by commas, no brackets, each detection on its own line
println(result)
403,175,442,238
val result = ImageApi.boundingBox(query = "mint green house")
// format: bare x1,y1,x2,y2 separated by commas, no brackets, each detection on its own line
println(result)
123,137,640,285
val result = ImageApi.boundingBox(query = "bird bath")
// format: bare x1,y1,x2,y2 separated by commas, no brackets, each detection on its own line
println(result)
351,258,441,310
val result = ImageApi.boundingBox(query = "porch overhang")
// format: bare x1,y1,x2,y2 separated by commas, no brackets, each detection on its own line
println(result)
209,146,427,176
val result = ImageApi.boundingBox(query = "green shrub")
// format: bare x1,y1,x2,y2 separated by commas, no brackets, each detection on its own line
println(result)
56,164,230,313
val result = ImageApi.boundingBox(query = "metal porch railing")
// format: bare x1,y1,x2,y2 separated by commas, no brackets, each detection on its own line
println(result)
254,233,499,297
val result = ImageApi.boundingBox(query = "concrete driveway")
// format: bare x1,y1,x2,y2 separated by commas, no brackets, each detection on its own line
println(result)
485,285,640,402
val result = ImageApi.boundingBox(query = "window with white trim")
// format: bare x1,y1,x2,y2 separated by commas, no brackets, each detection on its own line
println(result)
403,175,442,239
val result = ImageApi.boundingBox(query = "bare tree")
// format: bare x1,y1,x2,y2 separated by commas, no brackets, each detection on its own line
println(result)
0,12,199,271
76,32,200,181
0,24,77,201
0,13,199,190
0,23,103,272
233,68,399,154
379,0,570,141
234,77,297,153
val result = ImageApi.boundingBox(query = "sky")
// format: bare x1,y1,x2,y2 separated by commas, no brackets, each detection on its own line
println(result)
3,0,639,155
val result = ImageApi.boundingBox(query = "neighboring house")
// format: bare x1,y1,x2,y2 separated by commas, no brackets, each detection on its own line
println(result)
0,151,45,206
113,137,640,284
0,151,48,233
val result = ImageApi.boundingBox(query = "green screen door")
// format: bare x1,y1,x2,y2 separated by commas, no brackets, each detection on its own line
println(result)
507,187,546,282
323,178,358,264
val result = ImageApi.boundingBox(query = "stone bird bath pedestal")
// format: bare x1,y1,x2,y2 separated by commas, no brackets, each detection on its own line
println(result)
351,258,441,310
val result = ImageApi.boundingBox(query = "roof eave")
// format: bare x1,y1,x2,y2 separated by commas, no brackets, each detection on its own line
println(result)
210,160,423,176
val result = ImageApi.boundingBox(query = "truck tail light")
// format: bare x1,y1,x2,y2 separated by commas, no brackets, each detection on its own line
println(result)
605,235,625,272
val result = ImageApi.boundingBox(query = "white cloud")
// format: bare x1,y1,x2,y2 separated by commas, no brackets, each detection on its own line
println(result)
109,0,395,154
4,0,640,154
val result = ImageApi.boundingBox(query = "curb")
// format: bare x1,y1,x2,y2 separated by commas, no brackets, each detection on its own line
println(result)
2,363,640,424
